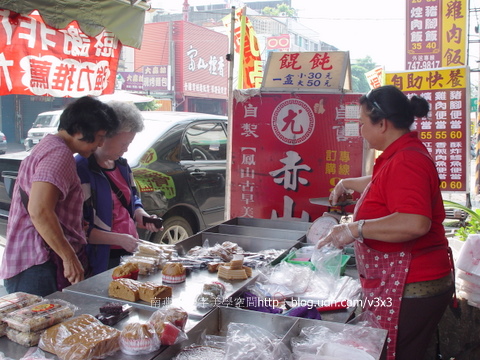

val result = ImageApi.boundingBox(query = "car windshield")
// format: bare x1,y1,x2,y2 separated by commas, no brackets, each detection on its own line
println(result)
33,114,58,128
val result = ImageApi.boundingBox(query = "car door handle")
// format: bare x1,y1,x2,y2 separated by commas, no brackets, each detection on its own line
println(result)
190,170,206,177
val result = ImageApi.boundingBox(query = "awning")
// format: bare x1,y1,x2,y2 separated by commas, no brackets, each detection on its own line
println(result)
0,0,149,49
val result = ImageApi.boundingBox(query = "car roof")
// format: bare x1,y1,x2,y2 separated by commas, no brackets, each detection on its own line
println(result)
37,110,63,116
125,111,227,165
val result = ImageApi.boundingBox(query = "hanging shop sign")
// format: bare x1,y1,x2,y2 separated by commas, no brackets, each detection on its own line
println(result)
261,51,352,92
230,91,364,221
143,65,171,92
0,9,121,97
386,66,469,192
406,0,467,70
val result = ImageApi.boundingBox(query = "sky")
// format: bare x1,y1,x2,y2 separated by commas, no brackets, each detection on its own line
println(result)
155,0,480,72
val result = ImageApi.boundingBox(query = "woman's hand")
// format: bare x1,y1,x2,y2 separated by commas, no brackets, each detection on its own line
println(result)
316,223,357,249
118,234,140,253
135,209,163,232
62,254,84,285
329,179,353,205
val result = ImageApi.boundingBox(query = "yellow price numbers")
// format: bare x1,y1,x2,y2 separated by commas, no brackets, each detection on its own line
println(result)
419,131,463,140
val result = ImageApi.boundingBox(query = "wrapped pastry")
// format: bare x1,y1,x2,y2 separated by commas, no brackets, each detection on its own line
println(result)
119,322,160,355
39,314,120,360
4,299,76,333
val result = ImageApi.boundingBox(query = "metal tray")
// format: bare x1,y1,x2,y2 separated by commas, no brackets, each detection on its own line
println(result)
221,217,312,232
175,231,301,256
0,291,163,360
154,306,387,360
282,317,388,360
62,266,257,319
155,306,298,359
206,223,306,242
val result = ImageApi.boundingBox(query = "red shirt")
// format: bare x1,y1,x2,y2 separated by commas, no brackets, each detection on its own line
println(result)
355,132,451,283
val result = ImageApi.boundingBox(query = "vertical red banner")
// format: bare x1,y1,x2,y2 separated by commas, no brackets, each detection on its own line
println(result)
230,92,364,221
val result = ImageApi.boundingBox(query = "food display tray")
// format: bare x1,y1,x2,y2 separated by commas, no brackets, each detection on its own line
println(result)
64,232,297,319
205,223,307,242
221,217,312,232
0,291,163,360
154,306,387,360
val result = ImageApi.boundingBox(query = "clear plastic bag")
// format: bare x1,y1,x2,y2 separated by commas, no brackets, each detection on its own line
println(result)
225,322,292,360
4,299,77,333
39,314,120,360
310,245,343,278
290,320,383,360
120,322,160,355
148,308,188,346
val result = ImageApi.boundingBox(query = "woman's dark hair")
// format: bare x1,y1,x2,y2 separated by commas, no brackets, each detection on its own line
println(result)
58,96,119,142
359,85,430,129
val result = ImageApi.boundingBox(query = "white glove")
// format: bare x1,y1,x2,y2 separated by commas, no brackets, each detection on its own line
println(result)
329,179,354,205
316,223,357,249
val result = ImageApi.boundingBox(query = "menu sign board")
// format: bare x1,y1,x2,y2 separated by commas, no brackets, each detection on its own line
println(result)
406,0,467,70
262,51,351,92
386,66,469,191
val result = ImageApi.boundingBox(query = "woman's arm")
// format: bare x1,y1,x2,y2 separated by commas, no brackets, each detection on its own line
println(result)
317,212,432,249
28,181,84,284
341,175,372,194
88,228,139,253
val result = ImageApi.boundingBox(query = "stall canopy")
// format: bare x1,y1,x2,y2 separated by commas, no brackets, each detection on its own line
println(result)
0,0,149,49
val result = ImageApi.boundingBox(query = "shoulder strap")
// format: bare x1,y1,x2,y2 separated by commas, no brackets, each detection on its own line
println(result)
102,170,130,210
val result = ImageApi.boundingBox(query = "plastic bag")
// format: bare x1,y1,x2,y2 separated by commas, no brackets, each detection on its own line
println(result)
290,320,383,360
310,245,343,278
120,322,160,355
225,322,292,360
39,314,120,360
149,306,189,330
19,347,54,360
148,308,188,346
4,299,77,333
267,261,315,295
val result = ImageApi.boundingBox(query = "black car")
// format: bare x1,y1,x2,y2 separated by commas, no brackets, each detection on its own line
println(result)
0,111,228,244
126,111,228,244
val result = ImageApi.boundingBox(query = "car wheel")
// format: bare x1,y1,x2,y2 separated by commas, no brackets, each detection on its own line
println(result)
153,216,193,244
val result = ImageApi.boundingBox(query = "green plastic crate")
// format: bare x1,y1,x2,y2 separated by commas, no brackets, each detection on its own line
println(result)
283,251,350,275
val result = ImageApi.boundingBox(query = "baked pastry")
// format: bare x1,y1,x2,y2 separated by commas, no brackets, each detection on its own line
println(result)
229,254,244,270
162,262,186,284
4,299,76,333
0,292,41,337
149,306,188,331
119,322,160,355
203,282,226,297
112,262,139,280
95,302,132,326
139,282,172,303
217,255,252,281
39,314,120,360
108,278,140,302
207,262,223,273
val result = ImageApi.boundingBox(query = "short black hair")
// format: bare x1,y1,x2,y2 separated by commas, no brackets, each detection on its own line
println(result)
359,85,430,129
58,97,119,142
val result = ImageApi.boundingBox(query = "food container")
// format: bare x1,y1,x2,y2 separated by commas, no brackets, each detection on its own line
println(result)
283,250,350,275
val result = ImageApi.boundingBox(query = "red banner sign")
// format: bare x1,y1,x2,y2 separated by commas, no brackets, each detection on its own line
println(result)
0,9,121,97
230,92,364,221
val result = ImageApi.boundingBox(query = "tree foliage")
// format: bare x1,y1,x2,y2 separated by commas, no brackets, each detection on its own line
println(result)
262,3,297,18
351,56,378,93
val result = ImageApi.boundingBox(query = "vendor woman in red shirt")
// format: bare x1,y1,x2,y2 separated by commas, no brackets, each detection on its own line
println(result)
317,85,454,360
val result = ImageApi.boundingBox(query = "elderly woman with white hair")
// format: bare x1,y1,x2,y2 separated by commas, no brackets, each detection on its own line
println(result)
76,101,161,275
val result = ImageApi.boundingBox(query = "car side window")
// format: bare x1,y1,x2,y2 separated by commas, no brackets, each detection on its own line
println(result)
181,122,227,161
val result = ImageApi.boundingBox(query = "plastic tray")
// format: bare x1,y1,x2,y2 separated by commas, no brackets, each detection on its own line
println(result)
283,251,350,275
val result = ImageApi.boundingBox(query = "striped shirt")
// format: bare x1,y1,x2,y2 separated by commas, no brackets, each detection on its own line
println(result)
0,134,86,279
